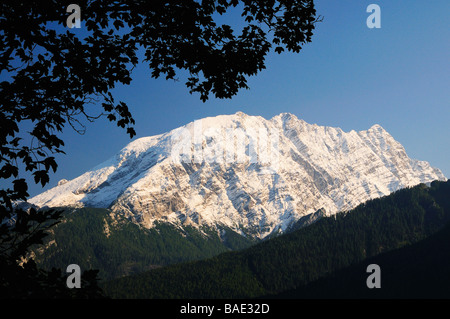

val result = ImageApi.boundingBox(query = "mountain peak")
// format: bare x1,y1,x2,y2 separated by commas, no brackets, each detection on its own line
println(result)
272,112,299,122
369,123,386,132
28,113,446,238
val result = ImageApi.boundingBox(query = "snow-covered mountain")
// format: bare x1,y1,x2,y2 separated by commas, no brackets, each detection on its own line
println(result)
28,112,446,238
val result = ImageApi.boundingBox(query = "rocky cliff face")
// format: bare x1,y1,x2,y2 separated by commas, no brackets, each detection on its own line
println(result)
29,112,446,238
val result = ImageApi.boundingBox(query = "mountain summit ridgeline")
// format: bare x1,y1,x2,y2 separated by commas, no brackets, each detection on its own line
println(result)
29,112,446,238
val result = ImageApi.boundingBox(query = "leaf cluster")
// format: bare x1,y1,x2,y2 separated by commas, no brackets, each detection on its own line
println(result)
0,0,318,298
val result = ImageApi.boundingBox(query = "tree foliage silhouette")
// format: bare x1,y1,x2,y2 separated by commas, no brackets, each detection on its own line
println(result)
0,0,319,297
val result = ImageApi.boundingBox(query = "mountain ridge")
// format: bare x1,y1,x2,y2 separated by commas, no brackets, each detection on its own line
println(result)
28,112,446,238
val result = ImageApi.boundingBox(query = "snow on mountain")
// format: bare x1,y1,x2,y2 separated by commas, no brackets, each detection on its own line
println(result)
28,112,446,238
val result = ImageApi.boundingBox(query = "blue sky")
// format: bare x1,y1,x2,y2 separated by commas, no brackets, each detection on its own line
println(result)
11,0,450,197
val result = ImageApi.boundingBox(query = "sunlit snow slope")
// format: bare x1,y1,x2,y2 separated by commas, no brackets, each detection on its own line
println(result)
29,112,446,238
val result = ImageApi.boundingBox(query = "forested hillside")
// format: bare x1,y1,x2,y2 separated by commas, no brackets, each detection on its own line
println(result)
32,208,256,280
275,219,450,299
102,180,450,298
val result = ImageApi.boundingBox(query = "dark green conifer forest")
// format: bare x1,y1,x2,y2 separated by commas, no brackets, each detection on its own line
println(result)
102,180,450,299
